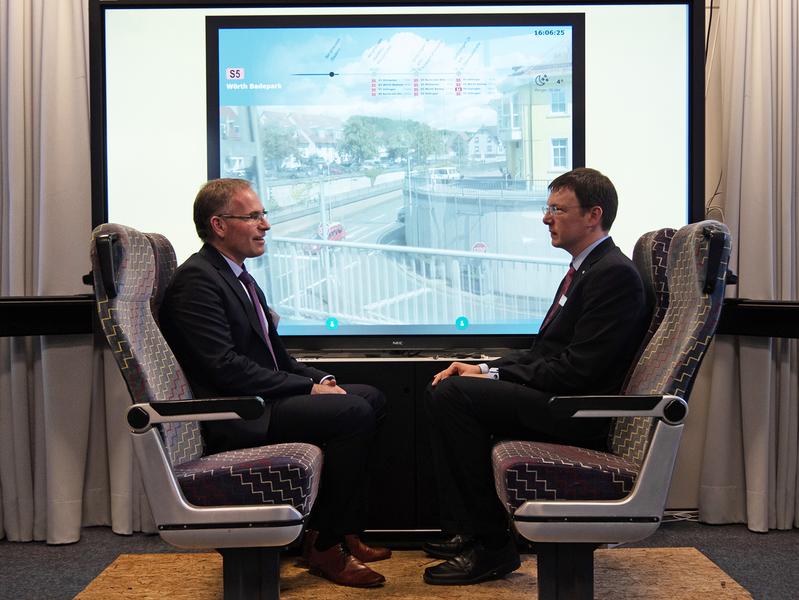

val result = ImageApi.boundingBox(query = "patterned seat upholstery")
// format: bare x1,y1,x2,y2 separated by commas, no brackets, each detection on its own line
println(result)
620,227,676,388
493,440,639,509
492,221,729,514
174,443,321,511
91,223,321,522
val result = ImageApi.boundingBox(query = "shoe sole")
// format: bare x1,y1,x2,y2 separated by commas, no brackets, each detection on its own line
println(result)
422,559,522,586
308,567,385,588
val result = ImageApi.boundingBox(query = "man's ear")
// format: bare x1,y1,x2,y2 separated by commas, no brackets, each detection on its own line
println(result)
209,215,226,238
588,205,603,227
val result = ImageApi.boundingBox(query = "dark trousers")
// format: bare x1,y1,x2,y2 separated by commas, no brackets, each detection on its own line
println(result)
424,377,608,536
266,383,386,535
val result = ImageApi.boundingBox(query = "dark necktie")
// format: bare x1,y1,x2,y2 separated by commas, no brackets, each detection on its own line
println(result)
238,269,279,369
540,263,576,330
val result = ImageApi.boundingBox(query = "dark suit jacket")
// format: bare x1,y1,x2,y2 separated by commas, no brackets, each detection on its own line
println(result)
159,244,330,446
489,237,649,397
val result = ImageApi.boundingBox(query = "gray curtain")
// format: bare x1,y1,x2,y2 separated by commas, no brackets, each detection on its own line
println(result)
699,0,799,531
0,0,153,544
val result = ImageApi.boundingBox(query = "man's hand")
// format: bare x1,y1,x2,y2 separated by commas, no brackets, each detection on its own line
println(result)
311,382,346,395
431,362,482,386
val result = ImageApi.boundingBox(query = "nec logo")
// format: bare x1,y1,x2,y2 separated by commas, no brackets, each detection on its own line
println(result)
391,340,404,346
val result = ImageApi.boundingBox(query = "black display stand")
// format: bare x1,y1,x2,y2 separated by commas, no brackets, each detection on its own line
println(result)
309,358,464,532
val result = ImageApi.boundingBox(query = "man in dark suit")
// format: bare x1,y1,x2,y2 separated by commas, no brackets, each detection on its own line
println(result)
422,168,649,585
160,178,389,588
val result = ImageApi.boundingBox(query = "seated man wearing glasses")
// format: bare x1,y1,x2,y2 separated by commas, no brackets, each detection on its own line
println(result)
421,167,650,585
160,178,389,589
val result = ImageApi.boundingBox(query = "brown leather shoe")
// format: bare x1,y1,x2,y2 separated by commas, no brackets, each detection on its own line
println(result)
344,534,392,562
308,543,386,588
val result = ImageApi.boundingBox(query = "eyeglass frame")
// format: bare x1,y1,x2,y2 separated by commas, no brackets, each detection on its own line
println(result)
214,210,269,223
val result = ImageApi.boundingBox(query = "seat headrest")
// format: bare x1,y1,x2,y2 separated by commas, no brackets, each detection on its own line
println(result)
90,223,156,303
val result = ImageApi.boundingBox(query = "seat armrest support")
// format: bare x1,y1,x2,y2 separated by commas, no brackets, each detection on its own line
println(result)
512,420,685,543
548,394,687,425
127,397,265,432
132,428,305,548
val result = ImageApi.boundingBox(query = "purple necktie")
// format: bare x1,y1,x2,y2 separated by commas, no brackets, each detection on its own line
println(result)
540,264,576,330
238,269,279,369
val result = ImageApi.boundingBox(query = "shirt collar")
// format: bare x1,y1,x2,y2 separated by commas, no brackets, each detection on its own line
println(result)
221,253,245,278
572,235,609,271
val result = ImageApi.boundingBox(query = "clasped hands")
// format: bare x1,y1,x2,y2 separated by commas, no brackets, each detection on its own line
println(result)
311,378,346,395
431,361,490,386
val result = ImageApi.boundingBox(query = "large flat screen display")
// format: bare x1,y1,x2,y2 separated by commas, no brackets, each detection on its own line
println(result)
90,1,703,354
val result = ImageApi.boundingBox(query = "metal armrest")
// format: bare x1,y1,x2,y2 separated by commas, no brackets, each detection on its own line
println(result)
548,394,688,425
127,396,265,432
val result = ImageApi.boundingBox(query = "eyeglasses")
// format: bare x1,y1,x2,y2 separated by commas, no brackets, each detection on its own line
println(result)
541,204,589,216
216,210,268,223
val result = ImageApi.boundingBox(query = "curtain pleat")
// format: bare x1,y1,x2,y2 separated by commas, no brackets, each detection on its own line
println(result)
0,339,37,542
700,0,799,532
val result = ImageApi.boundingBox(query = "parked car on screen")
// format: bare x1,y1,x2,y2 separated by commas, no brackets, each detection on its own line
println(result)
317,222,346,241
429,167,462,184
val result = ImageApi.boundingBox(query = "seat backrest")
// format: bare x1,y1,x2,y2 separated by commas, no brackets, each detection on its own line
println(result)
610,220,731,465
90,223,204,466
611,227,676,450
145,232,177,327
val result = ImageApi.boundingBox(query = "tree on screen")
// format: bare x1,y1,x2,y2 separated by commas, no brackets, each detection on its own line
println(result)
342,117,379,164
261,124,299,171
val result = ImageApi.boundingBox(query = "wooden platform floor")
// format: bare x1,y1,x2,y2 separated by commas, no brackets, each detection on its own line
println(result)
75,548,751,599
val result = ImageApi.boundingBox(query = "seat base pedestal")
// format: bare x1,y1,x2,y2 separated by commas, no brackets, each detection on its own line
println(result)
536,542,598,600
219,547,282,600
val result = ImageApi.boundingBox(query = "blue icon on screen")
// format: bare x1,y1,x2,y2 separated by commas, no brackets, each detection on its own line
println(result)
325,317,339,330
455,316,469,330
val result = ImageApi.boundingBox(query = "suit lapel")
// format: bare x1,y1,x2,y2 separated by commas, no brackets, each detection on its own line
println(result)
573,237,615,283
199,244,268,344
539,238,616,332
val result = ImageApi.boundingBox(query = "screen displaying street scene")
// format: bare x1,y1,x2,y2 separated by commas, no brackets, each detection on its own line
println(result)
209,15,584,337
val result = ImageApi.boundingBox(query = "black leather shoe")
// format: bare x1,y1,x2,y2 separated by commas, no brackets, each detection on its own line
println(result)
423,538,521,585
422,534,474,560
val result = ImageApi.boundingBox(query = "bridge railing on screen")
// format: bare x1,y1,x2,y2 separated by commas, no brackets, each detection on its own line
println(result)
251,238,568,327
